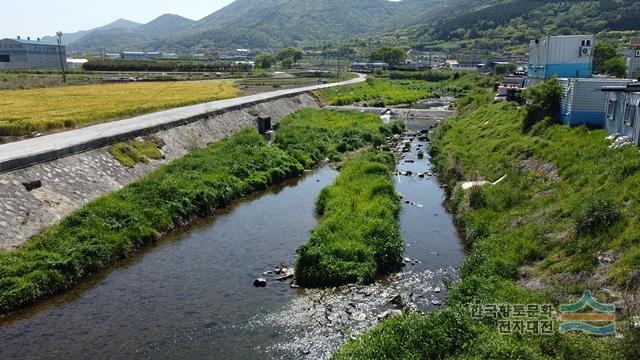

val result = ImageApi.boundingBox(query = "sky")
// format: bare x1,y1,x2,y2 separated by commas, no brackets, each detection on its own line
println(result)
1,0,235,39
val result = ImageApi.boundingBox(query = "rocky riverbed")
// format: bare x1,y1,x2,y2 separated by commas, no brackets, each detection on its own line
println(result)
251,125,464,359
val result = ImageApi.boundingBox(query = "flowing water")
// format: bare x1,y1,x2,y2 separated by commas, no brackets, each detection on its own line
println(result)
0,117,464,359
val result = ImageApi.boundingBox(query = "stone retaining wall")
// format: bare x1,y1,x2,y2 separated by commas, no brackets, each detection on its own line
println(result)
0,93,319,250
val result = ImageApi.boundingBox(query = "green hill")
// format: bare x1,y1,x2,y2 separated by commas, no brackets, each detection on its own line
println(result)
394,0,640,54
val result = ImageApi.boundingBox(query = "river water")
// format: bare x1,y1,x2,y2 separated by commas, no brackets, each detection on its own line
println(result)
0,118,464,360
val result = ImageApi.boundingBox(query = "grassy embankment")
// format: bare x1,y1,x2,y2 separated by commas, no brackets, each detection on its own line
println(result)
295,150,402,287
318,72,495,107
0,108,391,314
0,80,240,136
333,89,639,358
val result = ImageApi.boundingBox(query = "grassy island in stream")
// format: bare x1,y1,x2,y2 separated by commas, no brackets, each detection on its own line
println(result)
334,88,638,358
0,108,392,314
295,150,402,287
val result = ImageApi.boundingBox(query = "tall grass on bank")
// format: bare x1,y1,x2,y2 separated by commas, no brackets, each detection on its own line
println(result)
295,150,402,287
334,91,636,359
0,109,389,314
0,80,240,136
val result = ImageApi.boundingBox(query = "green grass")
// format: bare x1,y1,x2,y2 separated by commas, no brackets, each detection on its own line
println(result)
0,108,389,314
334,90,638,358
318,77,430,107
317,73,496,107
295,150,402,287
108,136,164,168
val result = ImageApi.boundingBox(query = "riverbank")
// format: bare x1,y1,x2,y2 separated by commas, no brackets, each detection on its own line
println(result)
333,91,638,359
0,108,384,314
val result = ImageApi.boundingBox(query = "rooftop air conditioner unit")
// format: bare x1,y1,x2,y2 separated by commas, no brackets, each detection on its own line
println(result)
635,49,640,57
580,46,593,56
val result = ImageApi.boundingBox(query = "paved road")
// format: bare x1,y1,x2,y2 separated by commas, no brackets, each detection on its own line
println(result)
0,74,365,173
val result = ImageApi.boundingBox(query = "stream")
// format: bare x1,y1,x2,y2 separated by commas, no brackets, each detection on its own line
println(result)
0,118,463,360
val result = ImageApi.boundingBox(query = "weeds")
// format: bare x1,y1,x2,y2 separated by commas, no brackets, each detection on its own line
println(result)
295,150,402,287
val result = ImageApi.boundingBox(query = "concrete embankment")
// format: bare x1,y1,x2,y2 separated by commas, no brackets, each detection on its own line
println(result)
0,93,322,250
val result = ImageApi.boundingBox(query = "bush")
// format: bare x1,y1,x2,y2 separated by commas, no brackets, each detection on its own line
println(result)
574,197,621,237
523,77,562,132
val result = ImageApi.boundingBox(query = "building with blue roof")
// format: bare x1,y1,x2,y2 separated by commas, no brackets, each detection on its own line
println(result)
0,36,65,70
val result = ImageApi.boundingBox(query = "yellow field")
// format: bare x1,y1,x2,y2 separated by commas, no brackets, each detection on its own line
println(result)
0,81,241,136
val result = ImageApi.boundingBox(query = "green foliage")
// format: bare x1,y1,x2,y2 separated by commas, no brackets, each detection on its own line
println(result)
595,42,628,78
274,108,386,167
319,78,430,107
108,136,164,168
370,45,406,66
523,77,562,133
495,63,517,76
574,197,621,237
254,52,276,69
295,150,402,287
603,57,628,78
276,47,304,67
83,59,249,72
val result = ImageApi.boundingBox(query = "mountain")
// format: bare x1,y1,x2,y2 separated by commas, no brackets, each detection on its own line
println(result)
138,14,195,38
176,0,448,49
395,0,640,54
63,0,459,52
68,14,195,52
42,18,142,45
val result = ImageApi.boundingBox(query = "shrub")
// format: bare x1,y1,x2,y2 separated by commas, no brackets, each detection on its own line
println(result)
523,77,562,132
574,197,621,237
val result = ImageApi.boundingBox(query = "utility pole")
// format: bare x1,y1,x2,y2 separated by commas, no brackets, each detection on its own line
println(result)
56,31,66,83
337,46,341,80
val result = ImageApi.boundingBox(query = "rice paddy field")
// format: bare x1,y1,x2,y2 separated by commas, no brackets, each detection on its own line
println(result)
0,80,241,137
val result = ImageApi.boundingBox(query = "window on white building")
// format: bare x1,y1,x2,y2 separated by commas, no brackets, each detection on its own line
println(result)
607,100,617,121
623,104,636,127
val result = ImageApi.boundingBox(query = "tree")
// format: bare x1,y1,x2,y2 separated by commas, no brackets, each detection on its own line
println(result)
276,47,303,64
523,77,562,133
594,42,627,77
370,45,406,66
603,57,628,78
254,52,276,69
280,57,294,69
495,63,517,75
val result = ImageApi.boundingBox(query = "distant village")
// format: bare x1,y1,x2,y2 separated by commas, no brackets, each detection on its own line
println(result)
1,33,639,147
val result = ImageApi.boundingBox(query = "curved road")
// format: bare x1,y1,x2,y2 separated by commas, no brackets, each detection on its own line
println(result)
0,74,366,173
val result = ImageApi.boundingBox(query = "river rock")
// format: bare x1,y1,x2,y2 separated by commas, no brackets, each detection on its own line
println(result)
254,278,267,287
351,312,367,322
377,309,403,320
22,179,42,191
390,293,409,308
276,268,295,281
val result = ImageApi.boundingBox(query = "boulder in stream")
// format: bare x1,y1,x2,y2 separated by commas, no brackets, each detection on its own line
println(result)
253,278,268,287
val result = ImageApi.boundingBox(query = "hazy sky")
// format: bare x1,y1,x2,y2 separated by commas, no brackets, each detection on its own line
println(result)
2,0,235,39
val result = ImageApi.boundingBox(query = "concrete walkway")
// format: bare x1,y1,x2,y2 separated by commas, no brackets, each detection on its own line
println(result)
0,74,365,173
